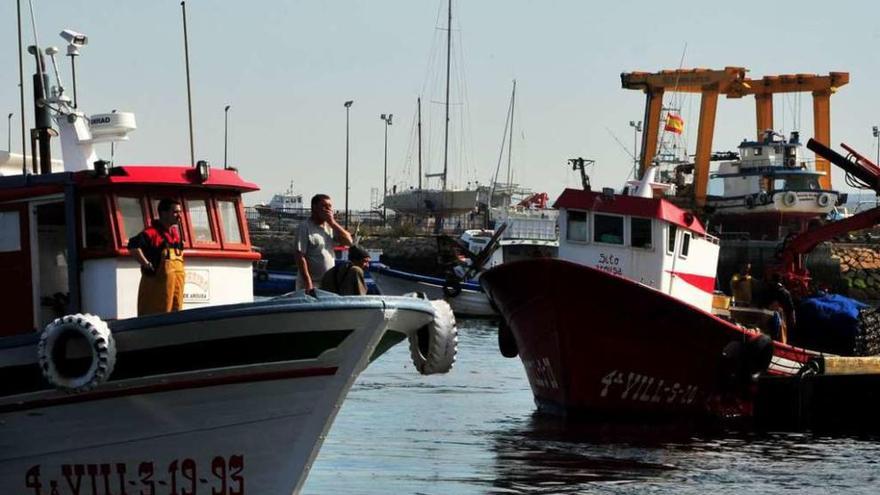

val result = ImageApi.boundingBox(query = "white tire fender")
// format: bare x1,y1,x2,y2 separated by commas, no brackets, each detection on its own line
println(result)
38,313,117,392
408,300,458,375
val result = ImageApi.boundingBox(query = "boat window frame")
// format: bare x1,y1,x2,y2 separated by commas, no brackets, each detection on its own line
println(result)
182,194,221,249
630,216,653,250
666,224,677,254
564,209,589,243
80,193,116,254
0,209,22,252
214,194,249,250
592,212,625,246
113,194,149,248
679,231,691,259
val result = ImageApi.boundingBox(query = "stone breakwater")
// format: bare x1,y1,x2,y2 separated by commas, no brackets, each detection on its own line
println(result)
833,245,880,302
251,233,441,275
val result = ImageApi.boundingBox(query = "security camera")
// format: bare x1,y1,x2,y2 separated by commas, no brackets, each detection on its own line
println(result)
60,29,88,46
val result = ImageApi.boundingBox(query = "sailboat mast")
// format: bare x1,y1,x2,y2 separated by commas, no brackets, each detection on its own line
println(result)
442,0,451,192
417,96,422,190
506,79,516,187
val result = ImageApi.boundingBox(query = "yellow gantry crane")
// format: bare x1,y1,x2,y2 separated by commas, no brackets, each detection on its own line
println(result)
621,67,849,206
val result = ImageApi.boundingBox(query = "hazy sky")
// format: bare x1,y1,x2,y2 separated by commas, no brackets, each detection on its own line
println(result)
2,1,879,208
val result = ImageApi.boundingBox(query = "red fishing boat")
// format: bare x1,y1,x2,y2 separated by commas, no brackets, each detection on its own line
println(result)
481,169,817,419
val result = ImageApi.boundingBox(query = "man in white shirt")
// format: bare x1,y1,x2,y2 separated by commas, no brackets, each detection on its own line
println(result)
293,194,353,291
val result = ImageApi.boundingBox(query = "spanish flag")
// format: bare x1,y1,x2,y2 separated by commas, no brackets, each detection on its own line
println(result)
664,113,684,134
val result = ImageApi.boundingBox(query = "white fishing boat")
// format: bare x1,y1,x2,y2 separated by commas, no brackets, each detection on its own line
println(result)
707,131,841,238
0,21,457,495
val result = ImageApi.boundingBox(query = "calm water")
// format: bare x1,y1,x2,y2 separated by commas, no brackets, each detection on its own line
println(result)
303,319,880,494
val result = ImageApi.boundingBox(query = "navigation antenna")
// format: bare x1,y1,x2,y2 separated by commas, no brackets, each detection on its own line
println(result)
568,157,594,191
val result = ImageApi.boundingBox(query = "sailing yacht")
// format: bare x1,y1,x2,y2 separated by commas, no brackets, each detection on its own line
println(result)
383,0,479,221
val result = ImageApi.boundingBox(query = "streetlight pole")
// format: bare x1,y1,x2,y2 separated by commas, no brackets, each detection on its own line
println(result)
6,113,12,151
629,120,642,178
223,105,230,169
873,125,879,167
380,113,393,227
344,100,353,229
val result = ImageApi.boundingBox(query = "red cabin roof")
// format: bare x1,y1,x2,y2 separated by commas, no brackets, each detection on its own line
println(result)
78,165,260,191
553,188,707,235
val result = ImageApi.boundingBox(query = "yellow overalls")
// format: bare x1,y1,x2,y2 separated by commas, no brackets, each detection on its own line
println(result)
137,243,185,316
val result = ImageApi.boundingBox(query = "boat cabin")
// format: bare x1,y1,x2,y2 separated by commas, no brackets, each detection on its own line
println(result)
554,185,720,313
0,162,260,337
707,131,839,229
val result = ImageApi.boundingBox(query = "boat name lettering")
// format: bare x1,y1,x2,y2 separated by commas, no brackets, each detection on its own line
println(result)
599,369,698,405
90,116,111,124
523,357,558,390
24,455,244,495
596,253,622,276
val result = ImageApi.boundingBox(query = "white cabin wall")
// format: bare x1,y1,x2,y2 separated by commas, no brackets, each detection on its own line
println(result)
81,257,254,320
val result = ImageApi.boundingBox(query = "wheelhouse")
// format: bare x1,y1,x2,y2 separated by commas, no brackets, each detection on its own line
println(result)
0,165,259,337
554,188,720,313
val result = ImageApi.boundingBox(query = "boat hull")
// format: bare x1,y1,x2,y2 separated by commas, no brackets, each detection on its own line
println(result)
370,266,495,318
384,189,479,215
481,259,810,418
0,294,435,494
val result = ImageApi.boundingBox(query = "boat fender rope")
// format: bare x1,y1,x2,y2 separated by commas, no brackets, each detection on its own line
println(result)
38,313,116,392
408,299,458,375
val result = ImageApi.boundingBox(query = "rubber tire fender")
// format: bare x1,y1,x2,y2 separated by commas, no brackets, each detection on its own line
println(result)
745,195,756,209
38,313,116,392
817,193,831,208
256,270,269,282
497,319,518,358
409,299,458,375
783,191,798,207
758,191,770,205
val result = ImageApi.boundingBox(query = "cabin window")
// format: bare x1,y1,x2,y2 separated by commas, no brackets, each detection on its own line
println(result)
83,195,111,250
0,211,21,252
566,210,588,242
186,198,215,243
593,214,623,245
667,224,677,254
217,199,243,244
630,217,652,249
754,148,762,156
680,232,691,258
117,196,145,242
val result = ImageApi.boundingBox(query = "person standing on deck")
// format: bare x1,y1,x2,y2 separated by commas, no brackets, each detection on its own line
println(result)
730,263,754,307
128,198,186,316
294,194,353,291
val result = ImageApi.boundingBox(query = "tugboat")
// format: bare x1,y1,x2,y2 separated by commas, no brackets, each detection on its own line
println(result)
707,130,841,240
0,26,457,494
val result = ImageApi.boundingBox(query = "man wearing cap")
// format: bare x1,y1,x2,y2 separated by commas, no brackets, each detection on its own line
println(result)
321,245,371,296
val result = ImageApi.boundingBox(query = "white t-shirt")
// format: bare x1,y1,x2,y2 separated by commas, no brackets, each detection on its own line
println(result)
294,220,337,289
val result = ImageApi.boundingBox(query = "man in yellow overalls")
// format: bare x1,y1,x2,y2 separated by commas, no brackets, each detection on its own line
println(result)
128,198,186,316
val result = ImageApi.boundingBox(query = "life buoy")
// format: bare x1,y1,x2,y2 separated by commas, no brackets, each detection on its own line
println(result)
758,191,770,205
817,193,831,208
783,191,798,207
497,319,518,358
442,277,462,298
38,314,116,392
745,195,756,209
408,299,458,374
